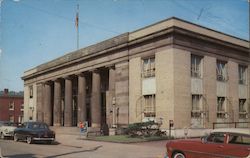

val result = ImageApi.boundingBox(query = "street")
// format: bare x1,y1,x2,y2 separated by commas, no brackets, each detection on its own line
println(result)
0,135,167,158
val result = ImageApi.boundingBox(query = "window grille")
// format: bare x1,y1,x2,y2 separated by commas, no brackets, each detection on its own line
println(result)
216,61,227,81
239,65,247,85
143,94,156,117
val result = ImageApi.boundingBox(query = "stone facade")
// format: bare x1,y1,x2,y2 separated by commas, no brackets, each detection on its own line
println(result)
22,17,249,136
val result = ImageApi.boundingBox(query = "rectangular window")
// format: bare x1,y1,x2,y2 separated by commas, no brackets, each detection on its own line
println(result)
29,86,33,98
217,97,226,118
191,54,203,78
191,95,202,118
20,104,24,111
9,115,14,122
142,57,155,78
9,101,15,110
216,60,227,81
143,95,156,117
239,65,247,85
239,99,247,119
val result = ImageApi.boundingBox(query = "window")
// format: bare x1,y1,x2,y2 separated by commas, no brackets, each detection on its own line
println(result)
191,95,202,118
239,65,247,85
239,99,247,119
143,95,156,117
207,133,225,143
20,104,24,111
229,134,250,145
142,57,155,78
9,115,14,122
191,55,203,78
29,86,33,98
216,60,227,81
9,101,15,110
217,97,226,118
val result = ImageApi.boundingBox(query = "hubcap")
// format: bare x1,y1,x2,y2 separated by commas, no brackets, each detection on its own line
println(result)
27,137,32,144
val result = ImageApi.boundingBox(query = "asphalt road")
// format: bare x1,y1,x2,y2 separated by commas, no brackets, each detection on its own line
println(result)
0,138,166,158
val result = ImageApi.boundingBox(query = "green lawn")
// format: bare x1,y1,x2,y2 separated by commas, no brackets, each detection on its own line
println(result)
86,135,170,143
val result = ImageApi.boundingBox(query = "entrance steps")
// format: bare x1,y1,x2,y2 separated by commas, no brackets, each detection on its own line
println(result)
50,126,101,136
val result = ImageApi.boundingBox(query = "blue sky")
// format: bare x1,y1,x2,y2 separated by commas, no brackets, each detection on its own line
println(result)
0,0,249,91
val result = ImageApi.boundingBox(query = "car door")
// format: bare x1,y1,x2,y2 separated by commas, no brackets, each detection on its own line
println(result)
221,134,250,158
193,133,227,158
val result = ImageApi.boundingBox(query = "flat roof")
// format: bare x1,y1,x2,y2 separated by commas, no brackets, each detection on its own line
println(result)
129,17,249,48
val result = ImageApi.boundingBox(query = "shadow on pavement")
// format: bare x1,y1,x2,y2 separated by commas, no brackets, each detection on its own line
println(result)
3,153,37,158
45,145,103,158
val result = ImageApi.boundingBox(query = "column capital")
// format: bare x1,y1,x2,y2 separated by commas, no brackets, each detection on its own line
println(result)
51,78,62,82
43,80,53,85
76,72,87,77
62,75,73,80
105,65,115,69
90,68,100,73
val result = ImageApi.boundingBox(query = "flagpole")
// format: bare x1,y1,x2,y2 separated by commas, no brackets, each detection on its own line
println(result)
76,4,79,50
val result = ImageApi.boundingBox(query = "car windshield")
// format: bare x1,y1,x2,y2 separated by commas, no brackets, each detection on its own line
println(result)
29,123,48,129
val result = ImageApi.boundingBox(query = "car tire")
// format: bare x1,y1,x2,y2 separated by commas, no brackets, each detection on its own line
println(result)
172,152,185,158
14,134,19,142
0,132,5,139
26,136,33,144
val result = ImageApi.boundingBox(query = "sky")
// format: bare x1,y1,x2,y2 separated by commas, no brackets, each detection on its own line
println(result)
0,0,249,92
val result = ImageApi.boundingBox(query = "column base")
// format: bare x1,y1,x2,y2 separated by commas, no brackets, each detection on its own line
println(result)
53,123,61,127
91,123,101,128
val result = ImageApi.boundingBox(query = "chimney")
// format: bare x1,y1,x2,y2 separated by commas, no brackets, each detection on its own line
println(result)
4,88,9,95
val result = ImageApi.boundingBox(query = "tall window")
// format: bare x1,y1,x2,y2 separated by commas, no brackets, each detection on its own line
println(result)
216,60,227,81
191,55,203,78
217,97,226,118
142,57,155,78
9,115,14,122
9,101,15,110
143,95,156,117
239,99,247,119
239,65,247,85
191,95,202,118
29,86,33,98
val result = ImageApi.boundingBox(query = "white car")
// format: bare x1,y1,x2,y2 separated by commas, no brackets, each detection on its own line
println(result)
0,121,17,139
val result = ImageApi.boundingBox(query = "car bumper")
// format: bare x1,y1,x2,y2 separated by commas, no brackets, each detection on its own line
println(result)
33,137,55,141
3,132,14,137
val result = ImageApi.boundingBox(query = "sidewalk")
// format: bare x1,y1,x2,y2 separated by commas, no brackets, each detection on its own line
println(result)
55,133,166,158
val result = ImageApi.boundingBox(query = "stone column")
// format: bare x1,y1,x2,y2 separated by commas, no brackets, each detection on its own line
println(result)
91,70,101,128
53,79,62,126
108,66,116,127
44,82,52,126
64,77,73,127
109,67,116,92
77,73,87,123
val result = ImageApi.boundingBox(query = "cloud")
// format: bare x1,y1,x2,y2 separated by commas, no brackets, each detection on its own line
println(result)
13,0,21,2
0,48,2,58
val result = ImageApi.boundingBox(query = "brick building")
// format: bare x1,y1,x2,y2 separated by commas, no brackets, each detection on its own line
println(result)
0,89,24,123
22,17,249,137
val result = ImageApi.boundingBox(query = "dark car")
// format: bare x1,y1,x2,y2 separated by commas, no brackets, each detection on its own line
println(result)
14,122,55,144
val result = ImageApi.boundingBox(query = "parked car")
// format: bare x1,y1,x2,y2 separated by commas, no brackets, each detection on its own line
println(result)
14,122,55,144
165,128,250,158
0,121,17,139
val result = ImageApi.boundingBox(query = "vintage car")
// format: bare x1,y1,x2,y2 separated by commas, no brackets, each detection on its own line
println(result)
0,121,17,139
165,128,250,158
14,122,55,144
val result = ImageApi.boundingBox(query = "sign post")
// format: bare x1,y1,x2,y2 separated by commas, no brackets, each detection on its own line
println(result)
169,120,174,138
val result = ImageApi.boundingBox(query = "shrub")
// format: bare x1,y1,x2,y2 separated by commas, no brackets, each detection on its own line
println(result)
125,121,162,137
